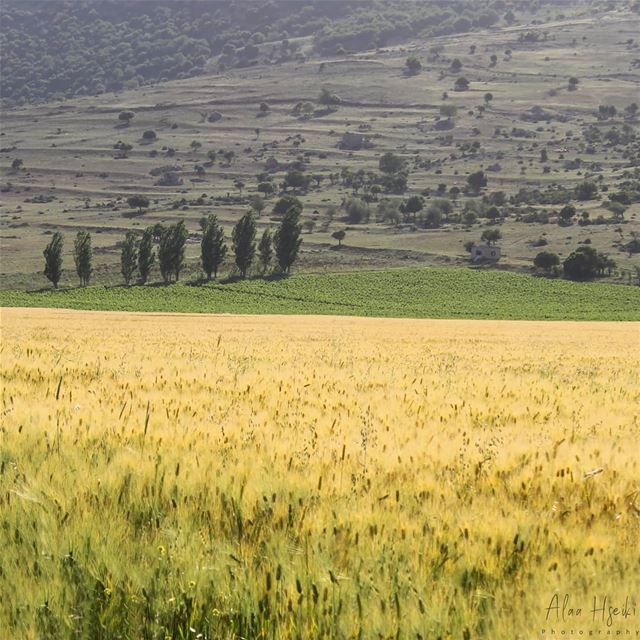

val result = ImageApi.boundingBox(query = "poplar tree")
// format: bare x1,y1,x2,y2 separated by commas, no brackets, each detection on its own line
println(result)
138,227,155,284
232,212,257,278
120,231,138,286
43,232,64,288
258,228,273,274
274,206,303,273
73,231,92,286
200,215,227,280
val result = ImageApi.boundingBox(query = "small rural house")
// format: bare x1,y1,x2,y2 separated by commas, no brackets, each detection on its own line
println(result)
471,244,501,263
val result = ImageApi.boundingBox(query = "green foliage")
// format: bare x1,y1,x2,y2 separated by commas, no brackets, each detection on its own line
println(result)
378,173,407,195
249,194,266,215
378,152,405,175
232,212,257,278
118,111,135,124
481,229,502,245
403,195,424,217
200,215,227,280
257,181,275,196
575,180,598,201
283,170,310,192
423,206,443,228
127,195,149,214
625,234,640,256
313,2,481,55
2,0,508,107
120,231,138,286
73,231,92,287
377,199,400,225
485,206,500,221
533,251,560,272
598,104,617,120
2,3,211,105
258,228,273,274
318,87,341,105
418,198,452,229
137,228,155,285
563,246,614,280
43,232,64,289
606,201,626,220
274,207,303,274
344,197,370,224
273,195,302,216
2,268,638,321
467,171,487,193
405,56,422,75
152,224,165,242
558,204,576,224
158,222,188,284
332,229,346,246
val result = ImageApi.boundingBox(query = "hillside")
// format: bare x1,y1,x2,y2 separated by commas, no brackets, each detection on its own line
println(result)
1,0,510,107
1,0,639,293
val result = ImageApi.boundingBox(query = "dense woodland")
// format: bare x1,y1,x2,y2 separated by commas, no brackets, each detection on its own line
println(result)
0,0,589,106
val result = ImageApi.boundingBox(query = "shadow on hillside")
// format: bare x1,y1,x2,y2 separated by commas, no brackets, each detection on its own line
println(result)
184,273,290,287
24,275,297,294
27,286,73,294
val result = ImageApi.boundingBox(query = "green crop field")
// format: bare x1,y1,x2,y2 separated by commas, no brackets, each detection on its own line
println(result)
1,267,638,320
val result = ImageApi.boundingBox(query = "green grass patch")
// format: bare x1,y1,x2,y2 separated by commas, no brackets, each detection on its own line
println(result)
1,268,638,321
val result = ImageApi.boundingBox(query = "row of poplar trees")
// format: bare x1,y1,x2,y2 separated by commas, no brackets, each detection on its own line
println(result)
42,207,303,288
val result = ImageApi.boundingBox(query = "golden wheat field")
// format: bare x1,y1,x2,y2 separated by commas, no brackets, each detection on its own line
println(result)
0,307,639,640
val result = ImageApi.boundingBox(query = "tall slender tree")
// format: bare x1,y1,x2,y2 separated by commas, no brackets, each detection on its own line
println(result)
232,212,257,278
200,215,227,280
138,227,155,284
43,232,64,289
274,206,303,273
258,228,273,274
172,221,188,282
73,231,92,286
158,229,173,284
158,222,188,283
120,231,138,286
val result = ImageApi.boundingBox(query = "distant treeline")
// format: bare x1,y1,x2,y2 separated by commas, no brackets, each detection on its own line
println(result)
1,0,554,107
